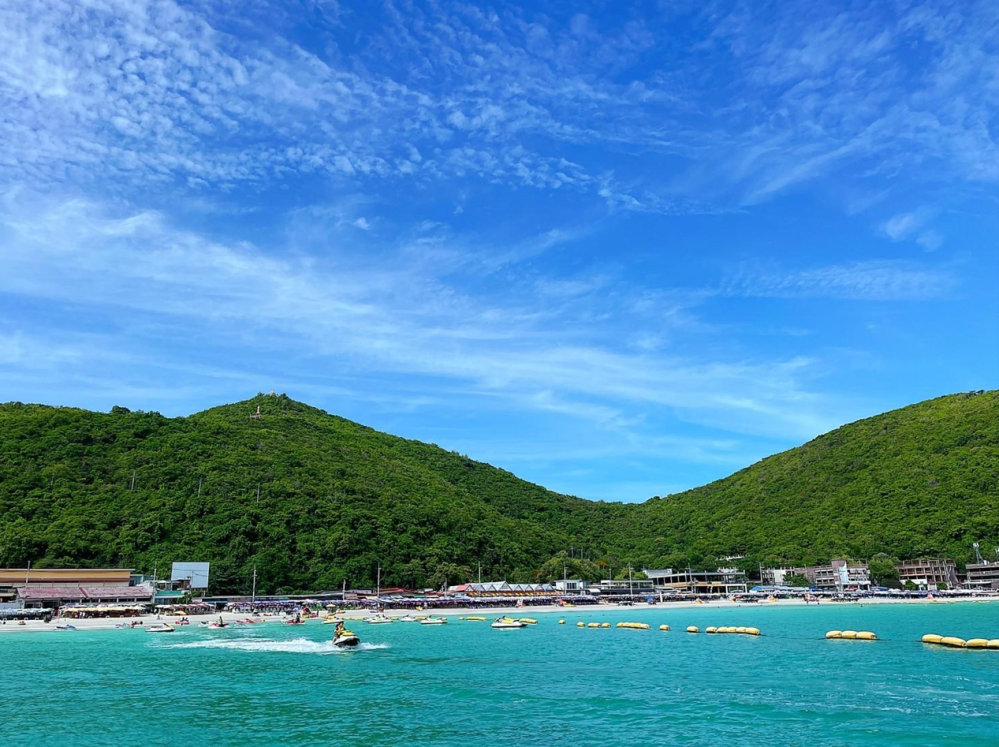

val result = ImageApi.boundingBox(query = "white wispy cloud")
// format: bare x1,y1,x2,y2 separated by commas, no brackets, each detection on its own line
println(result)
0,192,847,440
0,0,993,213
882,208,946,250
724,260,955,301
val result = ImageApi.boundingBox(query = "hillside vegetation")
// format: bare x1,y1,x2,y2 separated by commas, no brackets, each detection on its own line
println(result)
0,391,996,593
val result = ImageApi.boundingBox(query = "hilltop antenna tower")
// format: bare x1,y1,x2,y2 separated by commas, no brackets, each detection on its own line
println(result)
973,542,985,564
251,405,262,420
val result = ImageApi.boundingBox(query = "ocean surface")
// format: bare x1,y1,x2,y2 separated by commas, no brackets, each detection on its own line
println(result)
2,603,997,746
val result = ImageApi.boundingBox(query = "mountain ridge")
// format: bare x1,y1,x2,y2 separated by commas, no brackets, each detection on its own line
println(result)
0,390,996,593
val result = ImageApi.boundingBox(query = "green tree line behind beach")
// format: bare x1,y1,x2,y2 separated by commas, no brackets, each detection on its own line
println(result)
0,391,996,594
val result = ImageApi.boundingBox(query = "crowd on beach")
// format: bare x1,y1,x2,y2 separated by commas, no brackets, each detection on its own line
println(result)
3,587,997,633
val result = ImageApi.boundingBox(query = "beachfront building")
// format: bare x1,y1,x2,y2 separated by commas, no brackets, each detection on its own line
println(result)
0,568,154,610
591,578,656,597
895,558,958,589
759,567,796,587
791,560,871,591
553,579,591,595
642,568,748,596
964,561,999,590
447,582,559,599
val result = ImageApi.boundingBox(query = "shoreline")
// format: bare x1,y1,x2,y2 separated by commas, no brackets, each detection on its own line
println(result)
3,595,996,634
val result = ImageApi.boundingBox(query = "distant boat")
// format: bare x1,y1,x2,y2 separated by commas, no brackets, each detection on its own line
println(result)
491,617,526,629
55,624,77,631
365,614,393,625
420,616,448,625
398,614,418,622
146,623,175,633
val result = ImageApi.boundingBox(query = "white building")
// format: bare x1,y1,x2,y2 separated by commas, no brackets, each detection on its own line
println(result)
760,567,795,586
553,579,590,594
643,568,748,595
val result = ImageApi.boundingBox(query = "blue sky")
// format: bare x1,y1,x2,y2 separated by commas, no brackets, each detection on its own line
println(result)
0,0,996,502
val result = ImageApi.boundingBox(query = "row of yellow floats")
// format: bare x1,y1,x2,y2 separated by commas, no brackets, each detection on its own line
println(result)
682,625,761,636
555,621,998,649
921,634,999,649
825,630,877,640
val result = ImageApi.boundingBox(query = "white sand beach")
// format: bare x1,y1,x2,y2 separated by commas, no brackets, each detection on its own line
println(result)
2,595,995,634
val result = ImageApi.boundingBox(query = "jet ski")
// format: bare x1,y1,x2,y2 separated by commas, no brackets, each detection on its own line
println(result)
491,617,527,629
146,623,175,633
332,629,360,648
420,616,448,625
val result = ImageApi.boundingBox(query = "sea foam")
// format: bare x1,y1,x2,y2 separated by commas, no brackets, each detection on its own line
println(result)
156,636,389,655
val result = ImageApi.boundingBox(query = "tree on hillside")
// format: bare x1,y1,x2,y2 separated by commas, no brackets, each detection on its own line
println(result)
868,553,901,588
614,567,648,580
428,562,471,591
533,551,604,583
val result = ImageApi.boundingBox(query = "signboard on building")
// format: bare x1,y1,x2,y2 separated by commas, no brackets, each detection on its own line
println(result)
171,562,210,589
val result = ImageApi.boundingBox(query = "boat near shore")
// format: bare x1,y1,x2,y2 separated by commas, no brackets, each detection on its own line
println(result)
491,617,526,629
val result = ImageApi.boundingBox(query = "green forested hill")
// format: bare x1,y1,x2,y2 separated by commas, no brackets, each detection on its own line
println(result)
624,390,999,570
0,391,996,593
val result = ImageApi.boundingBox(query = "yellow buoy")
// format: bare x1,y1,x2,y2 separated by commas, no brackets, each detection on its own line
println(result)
940,636,966,648
966,638,989,648
856,631,877,640
558,619,565,625
686,626,699,633
826,630,843,639
746,627,760,636
659,624,670,631
736,626,748,634
840,630,858,639
577,622,585,628
602,622,611,628
921,634,943,644
705,626,718,634
588,622,601,628
987,639,999,649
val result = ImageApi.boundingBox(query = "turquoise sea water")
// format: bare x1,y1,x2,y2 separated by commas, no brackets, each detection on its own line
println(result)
2,603,997,746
